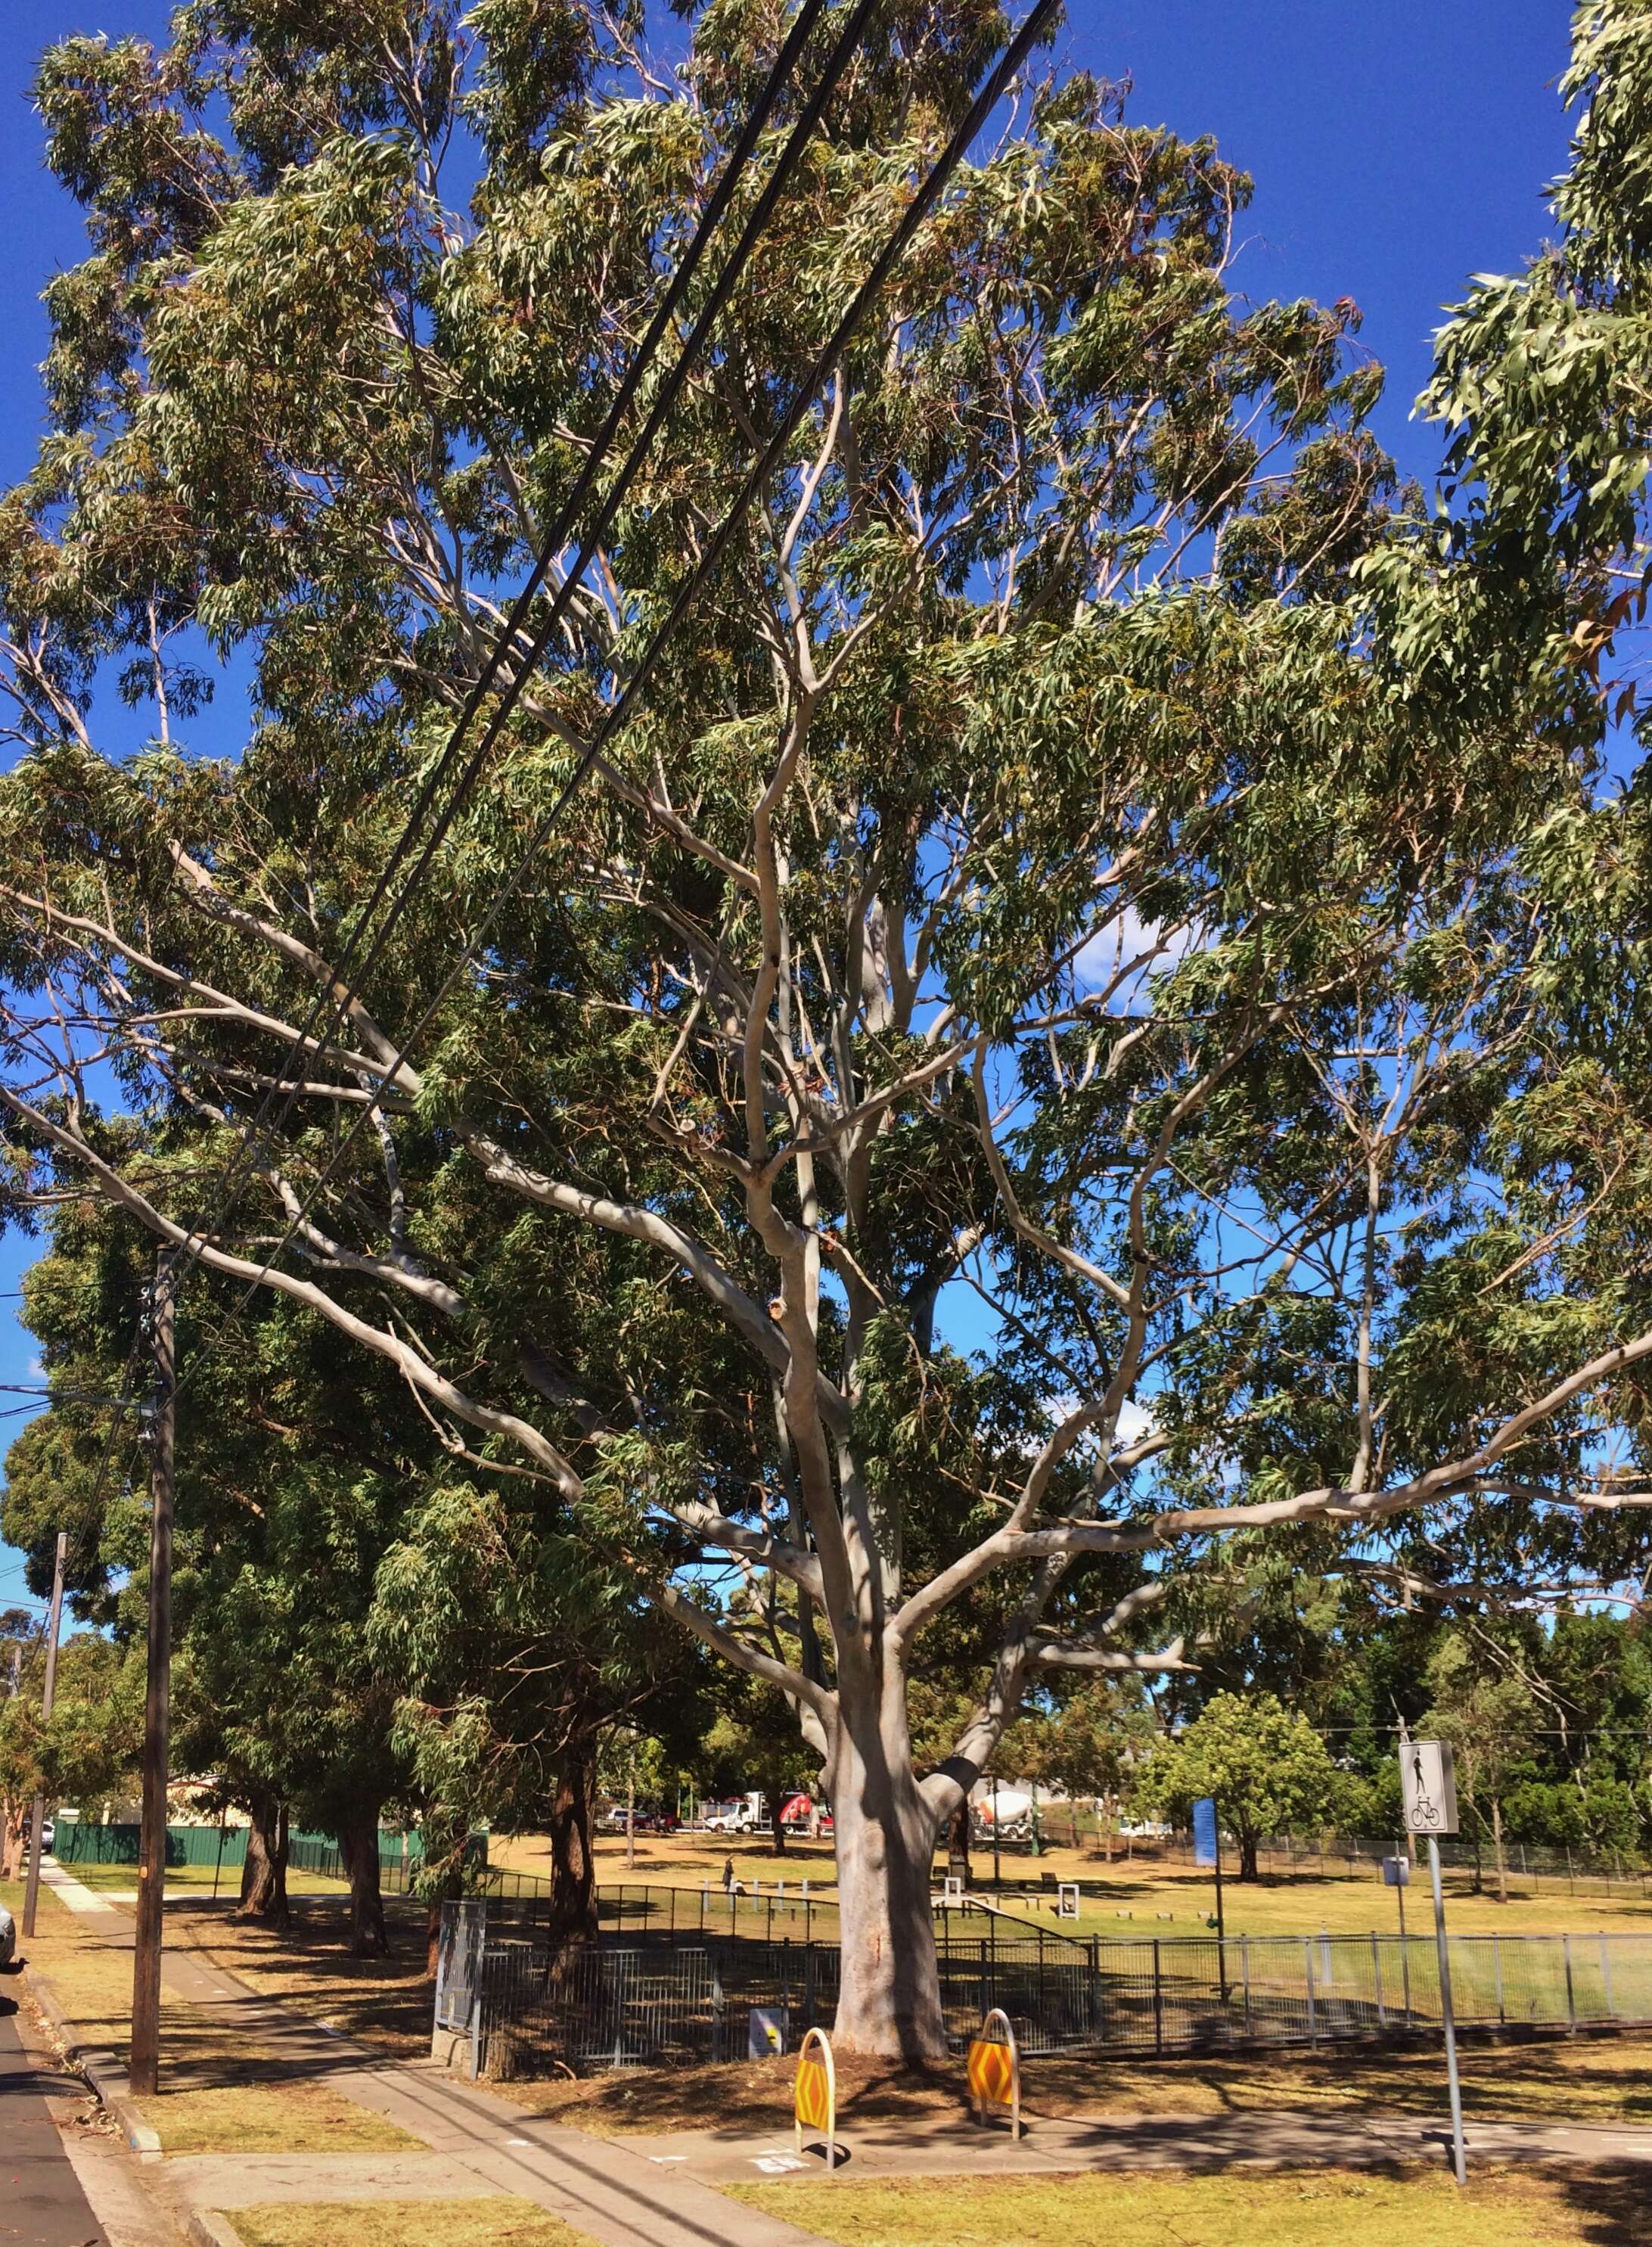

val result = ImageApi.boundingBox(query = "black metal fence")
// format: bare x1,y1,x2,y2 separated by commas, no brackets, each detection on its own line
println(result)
1077,1830,1652,1900
433,1892,1652,2080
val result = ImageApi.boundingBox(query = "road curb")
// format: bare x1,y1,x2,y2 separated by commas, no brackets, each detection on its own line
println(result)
20,1956,163,2155
184,2211,244,2247
186,2211,246,2247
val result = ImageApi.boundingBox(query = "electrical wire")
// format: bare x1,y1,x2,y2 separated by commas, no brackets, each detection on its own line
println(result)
170,0,1061,1379
157,0,852,1292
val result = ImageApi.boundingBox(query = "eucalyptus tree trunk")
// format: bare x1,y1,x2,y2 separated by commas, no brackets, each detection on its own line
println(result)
824,1689,947,2061
336,1807,390,1957
546,1736,599,1954
236,1795,290,1929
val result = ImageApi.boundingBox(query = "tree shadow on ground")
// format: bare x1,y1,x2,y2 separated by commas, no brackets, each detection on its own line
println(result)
170,1894,435,2059
1554,2160,1652,2242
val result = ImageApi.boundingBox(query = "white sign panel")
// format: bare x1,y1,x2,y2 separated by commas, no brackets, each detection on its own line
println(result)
1399,1740,1458,1835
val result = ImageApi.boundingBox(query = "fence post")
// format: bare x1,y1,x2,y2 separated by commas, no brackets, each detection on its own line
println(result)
1371,1933,1385,2028
1564,1934,1576,2034
1241,1935,1252,2040
1601,1935,1613,2021
1494,1936,1504,2027
711,1952,724,2062
470,1936,483,2081
1304,1940,1318,2046
1153,1938,1163,2056
611,1950,629,2071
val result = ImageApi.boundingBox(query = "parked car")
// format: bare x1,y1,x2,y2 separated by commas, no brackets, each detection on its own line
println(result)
598,1803,680,1835
0,1901,15,1969
40,1818,54,1854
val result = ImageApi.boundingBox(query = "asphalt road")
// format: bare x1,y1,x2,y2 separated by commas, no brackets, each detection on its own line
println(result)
0,1996,108,2247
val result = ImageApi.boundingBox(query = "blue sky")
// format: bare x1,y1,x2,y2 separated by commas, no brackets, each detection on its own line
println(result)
0,0,1579,1611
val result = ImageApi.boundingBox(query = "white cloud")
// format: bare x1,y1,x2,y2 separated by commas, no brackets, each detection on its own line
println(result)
1073,907,1204,1008
1114,1397,1155,1449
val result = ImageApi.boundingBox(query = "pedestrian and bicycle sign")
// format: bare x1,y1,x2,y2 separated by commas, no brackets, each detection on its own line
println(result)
1400,1739,1458,1835
1399,1739,1467,2187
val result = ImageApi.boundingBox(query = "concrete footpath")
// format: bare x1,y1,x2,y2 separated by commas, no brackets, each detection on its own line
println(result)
30,1860,829,2247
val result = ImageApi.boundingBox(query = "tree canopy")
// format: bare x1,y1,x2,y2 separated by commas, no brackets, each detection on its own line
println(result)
2,0,1651,2053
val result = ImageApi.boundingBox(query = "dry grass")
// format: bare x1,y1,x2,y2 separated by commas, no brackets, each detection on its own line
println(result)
480,2030,1652,2137
168,1894,439,2059
489,1826,1652,1939
728,2166,1652,2246
221,2199,598,2247
15,1891,420,2155
131,2078,423,2157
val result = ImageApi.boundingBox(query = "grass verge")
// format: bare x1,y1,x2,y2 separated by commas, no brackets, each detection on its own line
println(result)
219,2198,598,2247
728,2166,1651,2245
16,1893,421,2155
169,1894,437,2059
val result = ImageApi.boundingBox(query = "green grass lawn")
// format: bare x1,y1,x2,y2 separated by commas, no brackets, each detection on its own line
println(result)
729,2167,1650,2246
54,1857,347,1897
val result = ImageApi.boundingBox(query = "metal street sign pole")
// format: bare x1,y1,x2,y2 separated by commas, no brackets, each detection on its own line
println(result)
1428,1835,1467,2186
1400,1734,1466,2186
20,1529,68,1938
1194,1796,1228,1998
1391,1846,1411,2025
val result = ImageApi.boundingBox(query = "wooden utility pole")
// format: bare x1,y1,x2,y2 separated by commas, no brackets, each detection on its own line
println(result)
20,1529,68,1938
129,1257,175,2098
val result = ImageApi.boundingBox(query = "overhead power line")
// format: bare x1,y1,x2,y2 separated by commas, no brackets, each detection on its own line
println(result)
175,0,1061,1370
160,0,850,1294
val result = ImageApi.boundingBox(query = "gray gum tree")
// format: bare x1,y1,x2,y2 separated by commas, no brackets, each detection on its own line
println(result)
3,2,1652,2054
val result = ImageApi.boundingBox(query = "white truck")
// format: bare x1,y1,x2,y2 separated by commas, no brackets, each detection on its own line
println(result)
701,1792,765,1832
